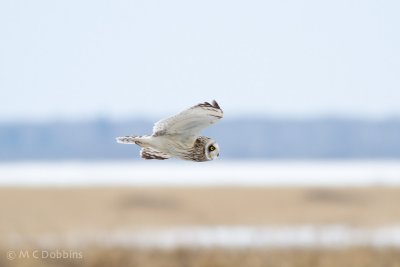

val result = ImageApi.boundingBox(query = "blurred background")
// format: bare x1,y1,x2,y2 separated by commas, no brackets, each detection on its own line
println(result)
1,0,400,266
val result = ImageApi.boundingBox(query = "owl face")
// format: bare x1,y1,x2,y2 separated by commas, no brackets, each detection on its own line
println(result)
205,140,220,161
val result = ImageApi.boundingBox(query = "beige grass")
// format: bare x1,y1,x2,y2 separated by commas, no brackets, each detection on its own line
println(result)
2,248,400,267
1,186,400,238
2,187,400,266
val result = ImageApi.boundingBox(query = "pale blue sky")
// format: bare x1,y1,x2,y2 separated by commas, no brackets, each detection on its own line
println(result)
0,0,399,121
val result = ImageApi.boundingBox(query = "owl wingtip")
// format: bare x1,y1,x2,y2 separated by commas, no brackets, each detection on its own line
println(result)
212,100,221,110
192,100,222,113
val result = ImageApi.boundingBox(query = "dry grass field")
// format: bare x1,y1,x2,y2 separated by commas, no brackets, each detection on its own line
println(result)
1,187,400,235
2,247,400,267
1,186,400,266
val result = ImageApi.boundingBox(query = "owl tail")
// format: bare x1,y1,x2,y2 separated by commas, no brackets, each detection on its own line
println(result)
116,135,141,144
116,135,151,147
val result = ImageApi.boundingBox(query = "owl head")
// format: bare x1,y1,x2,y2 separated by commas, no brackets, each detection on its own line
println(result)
189,136,220,162
204,139,220,161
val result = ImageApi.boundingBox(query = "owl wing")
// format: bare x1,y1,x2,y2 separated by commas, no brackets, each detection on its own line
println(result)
140,147,171,160
152,100,223,144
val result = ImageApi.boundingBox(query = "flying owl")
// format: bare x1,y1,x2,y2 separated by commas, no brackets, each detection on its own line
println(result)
116,100,223,162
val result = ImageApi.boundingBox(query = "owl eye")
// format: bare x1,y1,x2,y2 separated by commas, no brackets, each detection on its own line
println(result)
209,145,215,151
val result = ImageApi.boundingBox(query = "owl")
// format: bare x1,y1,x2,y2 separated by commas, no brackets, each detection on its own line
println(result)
116,100,223,162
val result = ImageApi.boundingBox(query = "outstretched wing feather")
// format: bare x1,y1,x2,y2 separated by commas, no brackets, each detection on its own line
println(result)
152,100,223,139
140,147,171,160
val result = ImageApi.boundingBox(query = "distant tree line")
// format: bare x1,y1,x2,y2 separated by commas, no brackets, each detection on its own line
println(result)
0,118,399,161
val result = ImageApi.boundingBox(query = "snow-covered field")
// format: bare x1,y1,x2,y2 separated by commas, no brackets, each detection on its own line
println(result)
7,225,400,249
0,160,399,186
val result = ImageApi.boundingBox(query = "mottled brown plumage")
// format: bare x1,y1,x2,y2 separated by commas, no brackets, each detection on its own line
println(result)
182,136,211,162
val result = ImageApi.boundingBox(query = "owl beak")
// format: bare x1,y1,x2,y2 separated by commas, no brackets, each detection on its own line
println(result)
217,153,220,157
